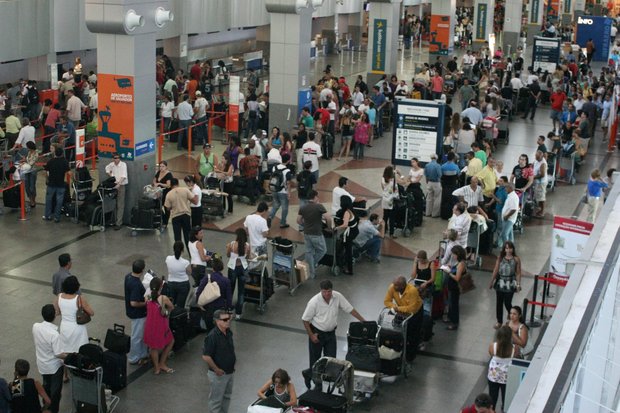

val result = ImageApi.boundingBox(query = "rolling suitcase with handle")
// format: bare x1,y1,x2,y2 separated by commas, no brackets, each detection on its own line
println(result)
102,350,127,391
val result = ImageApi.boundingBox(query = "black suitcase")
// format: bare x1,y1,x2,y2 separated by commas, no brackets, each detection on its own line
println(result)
79,339,105,367
298,389,347,413
131,206,158,228
348,321,378,345
169,307,189,351
102,350,127,391
104,324,131,354
346,344,380,372
201,193,225,217
2,185,20,208
421,314,434,342
138,196,158,210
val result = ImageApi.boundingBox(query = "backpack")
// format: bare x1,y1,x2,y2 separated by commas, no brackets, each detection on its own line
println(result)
269,168,285,193
297,170,313,199
28,87,39,105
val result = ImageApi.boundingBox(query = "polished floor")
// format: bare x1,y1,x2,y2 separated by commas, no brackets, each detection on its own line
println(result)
1,50,619,413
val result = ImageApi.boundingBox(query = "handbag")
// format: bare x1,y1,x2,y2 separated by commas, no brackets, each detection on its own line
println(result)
76,296,91,325
197,274,221,307
458,271,476,294
104,324,131,354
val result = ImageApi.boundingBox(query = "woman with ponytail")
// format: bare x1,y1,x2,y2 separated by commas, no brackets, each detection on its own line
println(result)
165,241,191,307
144,276,175,374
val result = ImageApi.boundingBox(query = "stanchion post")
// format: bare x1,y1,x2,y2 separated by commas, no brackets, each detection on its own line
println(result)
158,133,163,165
522,298,529,327
18,180,28,221
208,118,213,145
540,278,548,320
187,125,193,158
225,113,230,143
530,275,539,326
159,117,164,136
90,140,97,171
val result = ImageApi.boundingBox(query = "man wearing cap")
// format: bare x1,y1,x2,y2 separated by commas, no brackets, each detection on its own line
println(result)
104,153,128,229
202,309,236,413
424,154,442,218
193,90,209,145
196,143,218,186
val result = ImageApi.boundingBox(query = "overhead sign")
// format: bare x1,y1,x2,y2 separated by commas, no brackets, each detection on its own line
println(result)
429,15,451,55
475,3,488,41
576,16,612,62
549,216,594,280
371,19,387,73
97,74,135,160
532,36,561,72
530,0,541,24
392,99,445,165
134,138,155,158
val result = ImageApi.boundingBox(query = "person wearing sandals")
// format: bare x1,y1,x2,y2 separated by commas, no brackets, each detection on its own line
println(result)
226,228,253,321
144,277,175,375
489,241,522,329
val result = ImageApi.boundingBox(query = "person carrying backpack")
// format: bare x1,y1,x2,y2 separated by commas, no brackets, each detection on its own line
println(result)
296,161,317,231
268,154,293,229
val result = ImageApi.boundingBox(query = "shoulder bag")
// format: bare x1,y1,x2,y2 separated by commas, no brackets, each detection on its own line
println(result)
458,269,476,294
197,274,221,307
76,296,91,325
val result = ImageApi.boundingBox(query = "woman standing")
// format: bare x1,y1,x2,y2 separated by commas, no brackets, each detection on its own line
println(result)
196,258,232,332
226,228,252,320
487,325,517,411
335,196,359,276
408,158,424,187
56,276,93,353
381,165,399,238
269,127,282,150
337,102,355,161
456,122,475,168
184,175,202,228
489,241,522,329
446,245,467,330
188,227,211,286
411,250,436,349
9,359,51,413
217,153,235,214
352,113,371,160
144,277,175,375
445,113,461,152
506,306,532,357
21,141,39,208
165,241,191,308
153,160,174,227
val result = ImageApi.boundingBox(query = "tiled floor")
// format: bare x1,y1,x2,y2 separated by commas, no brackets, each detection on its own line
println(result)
1,50,620,413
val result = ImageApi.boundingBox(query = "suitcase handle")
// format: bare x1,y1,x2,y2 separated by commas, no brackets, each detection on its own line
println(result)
113,324,125,334
88,337,101,344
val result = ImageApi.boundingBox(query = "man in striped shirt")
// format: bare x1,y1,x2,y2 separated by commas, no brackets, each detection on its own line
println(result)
452,176,484,207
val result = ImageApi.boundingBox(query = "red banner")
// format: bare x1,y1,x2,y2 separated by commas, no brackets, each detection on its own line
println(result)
429,15,451,55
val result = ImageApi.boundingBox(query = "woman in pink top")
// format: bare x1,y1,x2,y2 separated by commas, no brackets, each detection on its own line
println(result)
144,277,175,375
430,73,444,100
353,113,371,161
42,101,61,154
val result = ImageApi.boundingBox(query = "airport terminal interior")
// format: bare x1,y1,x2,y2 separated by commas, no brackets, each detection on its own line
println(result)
1,1,620,412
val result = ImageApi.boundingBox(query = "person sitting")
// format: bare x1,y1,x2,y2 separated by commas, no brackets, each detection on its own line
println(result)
256,368,298,408
384,276,423,362
353,213,385,263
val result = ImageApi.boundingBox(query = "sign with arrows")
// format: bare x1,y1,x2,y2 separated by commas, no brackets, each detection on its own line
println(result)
135,138,155,158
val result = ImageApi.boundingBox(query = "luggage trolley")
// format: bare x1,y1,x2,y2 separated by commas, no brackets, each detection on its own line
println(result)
345,321,380,402
71,169,94,223
244,255,272,314
270,238,299,295
66,365,119,413
546,152,557,192
90,186,117,232
298,357,354,413
129,185,164,236
319,227,346,276
377,307,412,378
202,176,226,218
556,151,577,185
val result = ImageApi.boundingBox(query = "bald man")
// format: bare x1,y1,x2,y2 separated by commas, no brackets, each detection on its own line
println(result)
384,276,423,362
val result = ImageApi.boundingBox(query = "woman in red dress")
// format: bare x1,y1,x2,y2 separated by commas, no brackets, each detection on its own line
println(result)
144,277,175,374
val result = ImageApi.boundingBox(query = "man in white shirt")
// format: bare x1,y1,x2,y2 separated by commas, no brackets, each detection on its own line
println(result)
510,76,524,91
176,94,194,150
452,176,484,207
326,95,337,136
302,132,322,181
447,202,472,247
499,183,519,245
462,50,475,80
32,304,66,413
160,94,175,131
301,280,365,387
88,87,98,112
331,177,365,215
351,85,364,108
193,91,209,145
105,152,128,229
65,89,86,126
12,117,35,150
319,85,333,103
268,154,292,229
244,202,270,256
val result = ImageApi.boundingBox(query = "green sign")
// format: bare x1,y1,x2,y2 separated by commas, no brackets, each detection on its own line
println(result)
564,0,571,13
476,3,488,41
371,18,387,73
531,0,540,23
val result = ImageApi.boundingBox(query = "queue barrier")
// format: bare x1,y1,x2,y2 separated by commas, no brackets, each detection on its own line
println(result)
524,273,568,327
0,178,28,221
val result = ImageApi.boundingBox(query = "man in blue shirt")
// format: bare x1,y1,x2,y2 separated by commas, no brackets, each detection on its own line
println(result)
461,101,484,126
371,86,387,137
353,213,385,263
424,153,442,217
124,259,149,365
58,116,76,162
441,152,461,177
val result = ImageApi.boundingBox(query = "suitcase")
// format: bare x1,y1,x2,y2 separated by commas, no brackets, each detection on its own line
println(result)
131,206,159,229
346,344,381,372
432,290,445,320
348,321,379,345
421,314,434,342
380,358,401,376
79,339,105,367
104,324,131,354
138,196,158,211
298,389,348,413
2,185,20,208
201,193,225,217
102,350,127,391
169,307,189,351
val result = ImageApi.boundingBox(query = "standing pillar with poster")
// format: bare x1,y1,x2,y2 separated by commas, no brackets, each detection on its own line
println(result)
75,129,86,169
392,99,445,167
549,216,594,281
97,74,135,161
429,15,451,56
228,75,240,139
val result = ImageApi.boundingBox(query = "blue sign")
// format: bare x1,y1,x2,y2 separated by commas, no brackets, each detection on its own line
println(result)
371,19,387,73
135,138,155,157
576,16,612,62
298,88,312,118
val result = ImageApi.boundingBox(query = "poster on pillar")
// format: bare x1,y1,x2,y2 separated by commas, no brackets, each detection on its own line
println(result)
371,19,387,74
75,129,85,168
546,0,560,22
97,74,135,160
429,15,451,55
530,0,541,24
228,75,240,135
475,4,488,42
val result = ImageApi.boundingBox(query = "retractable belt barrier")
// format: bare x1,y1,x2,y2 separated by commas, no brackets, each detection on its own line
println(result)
523,273,568,327
0,178,27,221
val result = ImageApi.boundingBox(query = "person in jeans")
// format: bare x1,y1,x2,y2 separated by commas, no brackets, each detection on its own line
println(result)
104,152,128,230
165,241,191,307
268,153,292,229
353,213,385,263
226,228,251,320
43,147,70,223
124,259,149,365
32,304,66,413
164,178,198,247
202,309,236,413
297,190,331,279
499,183,519,245
176,94,194,150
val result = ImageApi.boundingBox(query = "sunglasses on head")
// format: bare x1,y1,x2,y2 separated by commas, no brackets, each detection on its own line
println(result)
218,317,231,322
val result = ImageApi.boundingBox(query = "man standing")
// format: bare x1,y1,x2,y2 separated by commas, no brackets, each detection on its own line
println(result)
176,94,194,150
331,177,365,215
452,176,484,207
424,153,442,218
384,276,423,362
65,89,86,127
353,213,385,263
43,147,70,223
476,158,497,203
10,118,35,150
268,154,292,229
302,132,322,182
58,116,77,162
193,91,209,145
297,190,331,279
465,151,483,177
521,79,541,120
202,309,236,413
196,143,218,184
124,259,149,365
301,280,365,386
52,253,73,295
244,202,270,256
549,88,566,132
32,304,66,413
105,153,128,229
499,183,519,244
371,86,387,137
164,178,198,246
239,147,260,204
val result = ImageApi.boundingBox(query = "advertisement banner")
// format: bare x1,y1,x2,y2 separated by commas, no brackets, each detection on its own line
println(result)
228,75,240,133
576,16,612,62
549,216,594,280
475,3,488,41
530,0,541,24
97,74,135,160
298,88,312,118
547,0,560,22
75,129,85,168
371,19,387,73
429,15,451,55
392,100,445,165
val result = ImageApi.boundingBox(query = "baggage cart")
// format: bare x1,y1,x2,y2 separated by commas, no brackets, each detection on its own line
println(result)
319,227,346,276
377,307,412,378
556,150,577,185
298,357,354,413
90,186,117,232
244,255,271,314
270,238,299,295
66,365,119,413
129,185,164,236
345,321,380,402
71,169,94,223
